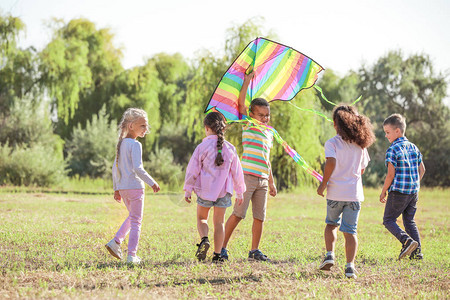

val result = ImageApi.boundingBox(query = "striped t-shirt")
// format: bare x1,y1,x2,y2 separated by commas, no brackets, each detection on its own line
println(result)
241,125,273,178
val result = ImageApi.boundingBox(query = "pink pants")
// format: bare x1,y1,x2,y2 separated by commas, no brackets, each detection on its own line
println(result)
114,189,144,256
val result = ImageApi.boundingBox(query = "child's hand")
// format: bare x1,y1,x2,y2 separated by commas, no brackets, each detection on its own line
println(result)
236,197,243,206
185,196,191,204
379,190,387,203
152,183,160,193
114,191,121,203
244,70,255,83
269,182,277,197
317,182,327,197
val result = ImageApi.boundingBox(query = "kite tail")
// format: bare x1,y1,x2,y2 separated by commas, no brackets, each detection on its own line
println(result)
274,133,323,182
314,85,338,106
229,119,323,182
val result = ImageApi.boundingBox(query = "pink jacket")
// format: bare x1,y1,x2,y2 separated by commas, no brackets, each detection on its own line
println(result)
184,135,246,201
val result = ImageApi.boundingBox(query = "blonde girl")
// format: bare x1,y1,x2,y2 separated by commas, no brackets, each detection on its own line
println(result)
105,108,160,264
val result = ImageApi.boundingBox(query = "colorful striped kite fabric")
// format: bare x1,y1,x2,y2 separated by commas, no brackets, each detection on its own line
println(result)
205,37,323,120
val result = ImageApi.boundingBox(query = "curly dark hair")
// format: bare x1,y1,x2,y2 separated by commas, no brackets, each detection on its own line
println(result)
333,105,375,148
203,112,227,166
249,98,270,113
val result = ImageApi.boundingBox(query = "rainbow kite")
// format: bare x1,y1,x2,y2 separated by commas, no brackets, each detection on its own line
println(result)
205,37,325,182
205,37,324,120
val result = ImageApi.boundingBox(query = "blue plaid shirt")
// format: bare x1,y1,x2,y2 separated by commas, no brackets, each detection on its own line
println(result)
385,137,422,194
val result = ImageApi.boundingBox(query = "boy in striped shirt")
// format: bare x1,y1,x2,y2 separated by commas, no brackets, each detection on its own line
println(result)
380,114,426,260
222,72,277,262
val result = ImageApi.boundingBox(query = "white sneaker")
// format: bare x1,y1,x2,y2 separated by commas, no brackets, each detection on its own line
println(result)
127,255,142,264
105,239,122,260
345,266,357,279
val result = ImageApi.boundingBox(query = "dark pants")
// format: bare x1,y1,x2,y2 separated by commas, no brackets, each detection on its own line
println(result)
383,191,421,247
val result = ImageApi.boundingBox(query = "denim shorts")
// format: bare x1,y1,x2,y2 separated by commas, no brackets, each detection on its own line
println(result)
325,200,361,235
197,193,232,208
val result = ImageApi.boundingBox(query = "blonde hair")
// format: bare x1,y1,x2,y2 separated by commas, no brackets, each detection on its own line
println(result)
115,108,149,178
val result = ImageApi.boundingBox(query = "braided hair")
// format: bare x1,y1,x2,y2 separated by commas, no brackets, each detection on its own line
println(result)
116,108,149,178
204,112,226,166
333,105,375,149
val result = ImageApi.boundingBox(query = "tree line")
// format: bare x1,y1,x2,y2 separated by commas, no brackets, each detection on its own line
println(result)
0,15,448,188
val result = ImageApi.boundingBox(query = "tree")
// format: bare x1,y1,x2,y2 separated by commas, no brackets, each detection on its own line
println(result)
0,14,40,115
40,18,123,138
316,69,361,111
149,53,190,124
358,51,449,186
108,61,163,155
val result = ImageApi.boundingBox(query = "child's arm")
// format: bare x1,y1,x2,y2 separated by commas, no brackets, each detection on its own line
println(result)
184,147,201,203
230,148,245,205
238,72,254,116
112,162,121,202
317,157,336,197
268,162,277,197
131,142,158,191
379,162,395,203
419,162,426,181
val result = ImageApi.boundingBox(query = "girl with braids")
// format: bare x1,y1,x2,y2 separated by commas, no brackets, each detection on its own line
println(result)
317,105,375,279
105,108,160,265
184,112,246,263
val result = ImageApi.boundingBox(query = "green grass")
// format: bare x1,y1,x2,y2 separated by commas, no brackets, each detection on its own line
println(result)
0,188,448,299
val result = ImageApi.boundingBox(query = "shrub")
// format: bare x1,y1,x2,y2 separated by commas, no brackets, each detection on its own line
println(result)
0,98,63,150
0,99,67,186
0,143,67,186
143,147,184,189
65,106,117,178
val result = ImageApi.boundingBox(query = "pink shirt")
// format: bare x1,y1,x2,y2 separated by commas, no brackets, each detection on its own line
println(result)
324,135,370,201
184,135,246,201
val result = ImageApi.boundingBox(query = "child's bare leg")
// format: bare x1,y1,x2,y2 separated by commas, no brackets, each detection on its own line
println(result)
213,207,226,253
251,218,263,251
343,232,358,264
324,224,338,252
223,214,242,248
197,205,211,238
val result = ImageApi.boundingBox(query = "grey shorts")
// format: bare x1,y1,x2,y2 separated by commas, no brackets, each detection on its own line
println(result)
197,193,232,208
232,174,268,221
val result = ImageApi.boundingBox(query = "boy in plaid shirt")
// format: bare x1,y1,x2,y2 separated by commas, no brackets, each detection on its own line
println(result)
380,114,426,260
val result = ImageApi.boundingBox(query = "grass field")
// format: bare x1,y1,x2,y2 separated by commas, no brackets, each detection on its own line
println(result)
0,187,448,299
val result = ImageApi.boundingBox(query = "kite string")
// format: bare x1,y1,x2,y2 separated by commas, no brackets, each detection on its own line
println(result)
314,85,363,107
288,102,333,122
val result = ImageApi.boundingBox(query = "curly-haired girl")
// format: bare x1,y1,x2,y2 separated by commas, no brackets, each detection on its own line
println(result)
317,105,375,279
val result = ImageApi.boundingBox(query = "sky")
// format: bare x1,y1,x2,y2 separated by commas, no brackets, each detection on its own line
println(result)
1,0,449,82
